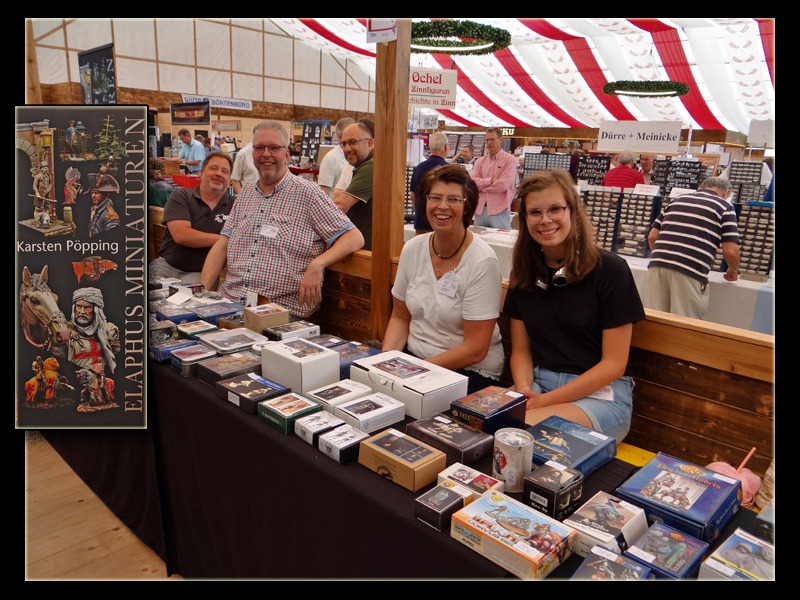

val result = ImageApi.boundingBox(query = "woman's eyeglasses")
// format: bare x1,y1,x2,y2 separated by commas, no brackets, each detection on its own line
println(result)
526,205,569,223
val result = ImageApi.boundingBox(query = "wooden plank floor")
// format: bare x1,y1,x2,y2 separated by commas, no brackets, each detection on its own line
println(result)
24,431,181,581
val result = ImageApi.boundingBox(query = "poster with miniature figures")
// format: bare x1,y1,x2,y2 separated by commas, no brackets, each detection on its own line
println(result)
16,105,148,429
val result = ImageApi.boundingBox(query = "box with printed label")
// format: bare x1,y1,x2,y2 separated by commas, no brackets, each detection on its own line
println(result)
190,301,244,326
260,338,339,394
623,521,708,579
263,320,320,341
294,410,346,446
523,462,585,521
571,546,653,581
437,462,504,503
614,452,742,543
177,319,218,339
450,490,577,580
243,303,290,334
333,392,405,434
332,341,381,379
257,393,322,434
304,378,373,412
149,338,196,362
448,385,527,435
698,527,775,581
155,304,199,324
215,372,289,414
415,484,466,532
196,327,270,354
196,352,261,386
405,413,493,466
527,416,616,478
562,491,648,557
170,343,217,377
350,350,468,419
358,428,447,492
305,334,348,349
318,424,370,463
149,318,178,346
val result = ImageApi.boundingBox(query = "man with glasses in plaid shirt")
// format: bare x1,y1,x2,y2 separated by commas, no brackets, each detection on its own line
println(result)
200,120,364,319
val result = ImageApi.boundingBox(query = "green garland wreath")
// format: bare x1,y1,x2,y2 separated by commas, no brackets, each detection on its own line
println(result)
411,20,511,55
603,80,690,97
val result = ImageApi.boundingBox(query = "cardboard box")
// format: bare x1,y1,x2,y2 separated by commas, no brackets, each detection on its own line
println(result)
448,385,527,434
623,522,708,579
527,416,616,477
303,378,373,412
149,338,197,363
614,452,742,543
149,318,178,346
196,352,261,386
263,319,320,341
754,497,774,544
571,546,653,581
215,372,290,414
260,338,340,394
190,301,244,326
257,393,322,434
562,491,648,557
318,424,370,463
698,527,775,581
358,428,447,492
243,303,290,334
450,491,577,580
294,410,346,446
405,413,494,466
169,281,204,296
217,315,246,330
415,484,466,532
333,392,405,434
332,341,381,379
170,343,217,377
306,333,348,348
197,327,271,355
155,304,199,324
177,319,218,339
350,350,468,419
437,462,504,502
523,462,585,521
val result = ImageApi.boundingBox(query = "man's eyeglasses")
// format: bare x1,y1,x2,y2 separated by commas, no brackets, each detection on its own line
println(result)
253,144,286,154
427,195,466,206
526,205,569,223
339,137,371,149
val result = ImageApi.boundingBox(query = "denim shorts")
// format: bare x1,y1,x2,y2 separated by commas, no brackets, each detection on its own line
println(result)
532,366,634,444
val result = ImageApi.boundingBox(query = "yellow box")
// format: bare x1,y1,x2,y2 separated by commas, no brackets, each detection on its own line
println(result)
358,428,446,492
243,303,290,334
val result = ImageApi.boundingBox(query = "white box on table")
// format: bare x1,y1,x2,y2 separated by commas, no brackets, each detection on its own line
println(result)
260,338,339,394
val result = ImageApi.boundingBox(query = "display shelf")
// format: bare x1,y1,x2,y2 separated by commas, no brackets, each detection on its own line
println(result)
614,193,662,258
582,186,622,252
575,155,611,185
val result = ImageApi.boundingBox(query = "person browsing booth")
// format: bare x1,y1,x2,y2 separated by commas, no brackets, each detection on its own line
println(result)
600,149,644,190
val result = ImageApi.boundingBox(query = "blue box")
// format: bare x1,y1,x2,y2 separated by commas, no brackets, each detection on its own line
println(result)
448,385,526,435
155,305,199,324
148,338,198,362
527,416,616,478
333,341,381,379
615,452,742,543
191,302,244,326
623,521,708,579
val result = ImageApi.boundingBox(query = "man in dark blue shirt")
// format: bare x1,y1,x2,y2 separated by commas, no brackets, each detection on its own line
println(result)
410,131,449,234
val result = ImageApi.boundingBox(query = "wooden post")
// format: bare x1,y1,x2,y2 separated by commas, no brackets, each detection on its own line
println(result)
370,20,410,340
26,19,42,104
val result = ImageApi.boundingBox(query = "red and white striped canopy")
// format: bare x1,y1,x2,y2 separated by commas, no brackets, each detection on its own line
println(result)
271,18,774,135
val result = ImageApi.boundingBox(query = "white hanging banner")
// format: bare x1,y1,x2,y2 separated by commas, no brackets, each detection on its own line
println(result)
597,120,681,154
409,68,457,109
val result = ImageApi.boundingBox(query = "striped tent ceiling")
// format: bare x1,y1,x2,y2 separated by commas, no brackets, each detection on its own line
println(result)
271,18,774,136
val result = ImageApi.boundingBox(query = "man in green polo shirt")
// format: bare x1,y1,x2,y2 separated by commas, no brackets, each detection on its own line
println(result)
333,118,374,250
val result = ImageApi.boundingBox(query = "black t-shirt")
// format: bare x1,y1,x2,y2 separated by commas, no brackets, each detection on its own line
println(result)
503,249,645,374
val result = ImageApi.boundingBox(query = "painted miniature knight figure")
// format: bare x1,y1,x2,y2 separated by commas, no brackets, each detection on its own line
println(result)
85,172,121,237
65,287,120,378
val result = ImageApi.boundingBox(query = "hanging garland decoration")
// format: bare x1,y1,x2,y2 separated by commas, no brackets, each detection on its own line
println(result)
603,80,690,97
410,20,511,55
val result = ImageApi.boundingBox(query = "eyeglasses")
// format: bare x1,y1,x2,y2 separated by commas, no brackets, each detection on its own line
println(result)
339,137,371,149
526,205,569,223
427,194,466,206
252,144,286,154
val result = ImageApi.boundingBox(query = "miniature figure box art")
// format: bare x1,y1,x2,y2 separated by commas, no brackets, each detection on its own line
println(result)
196,327,271,355
358,428,447,492
177,319,218,339
527,415,616,478
242,302,290,334
170,343,218,378
149,318,178,346
333,392,406,434
614,452,742,543
562,491,648,557
570,546,653,581
169,281,204,296
196,352,261,386
523,462,585,521
215,372,290,414
149,338,198,363
332,341,381,379
405,413,494,466
190,301,244,327
448,385,527,435
415,483,466,532
257,392,323,435
304,378,373,412
294,410,346,446
263,319,321,341
698,527,775,581
318,423,370,463
155,304,200,325
449,490,577,580
623,521,709,579
437,462,504,503
305,333,348,349
350,350,468,419
260,338,340,394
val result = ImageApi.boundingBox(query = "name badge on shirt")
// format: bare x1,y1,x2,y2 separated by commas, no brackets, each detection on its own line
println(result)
259,224,279,238
587,385,614,402
437,271,460,298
